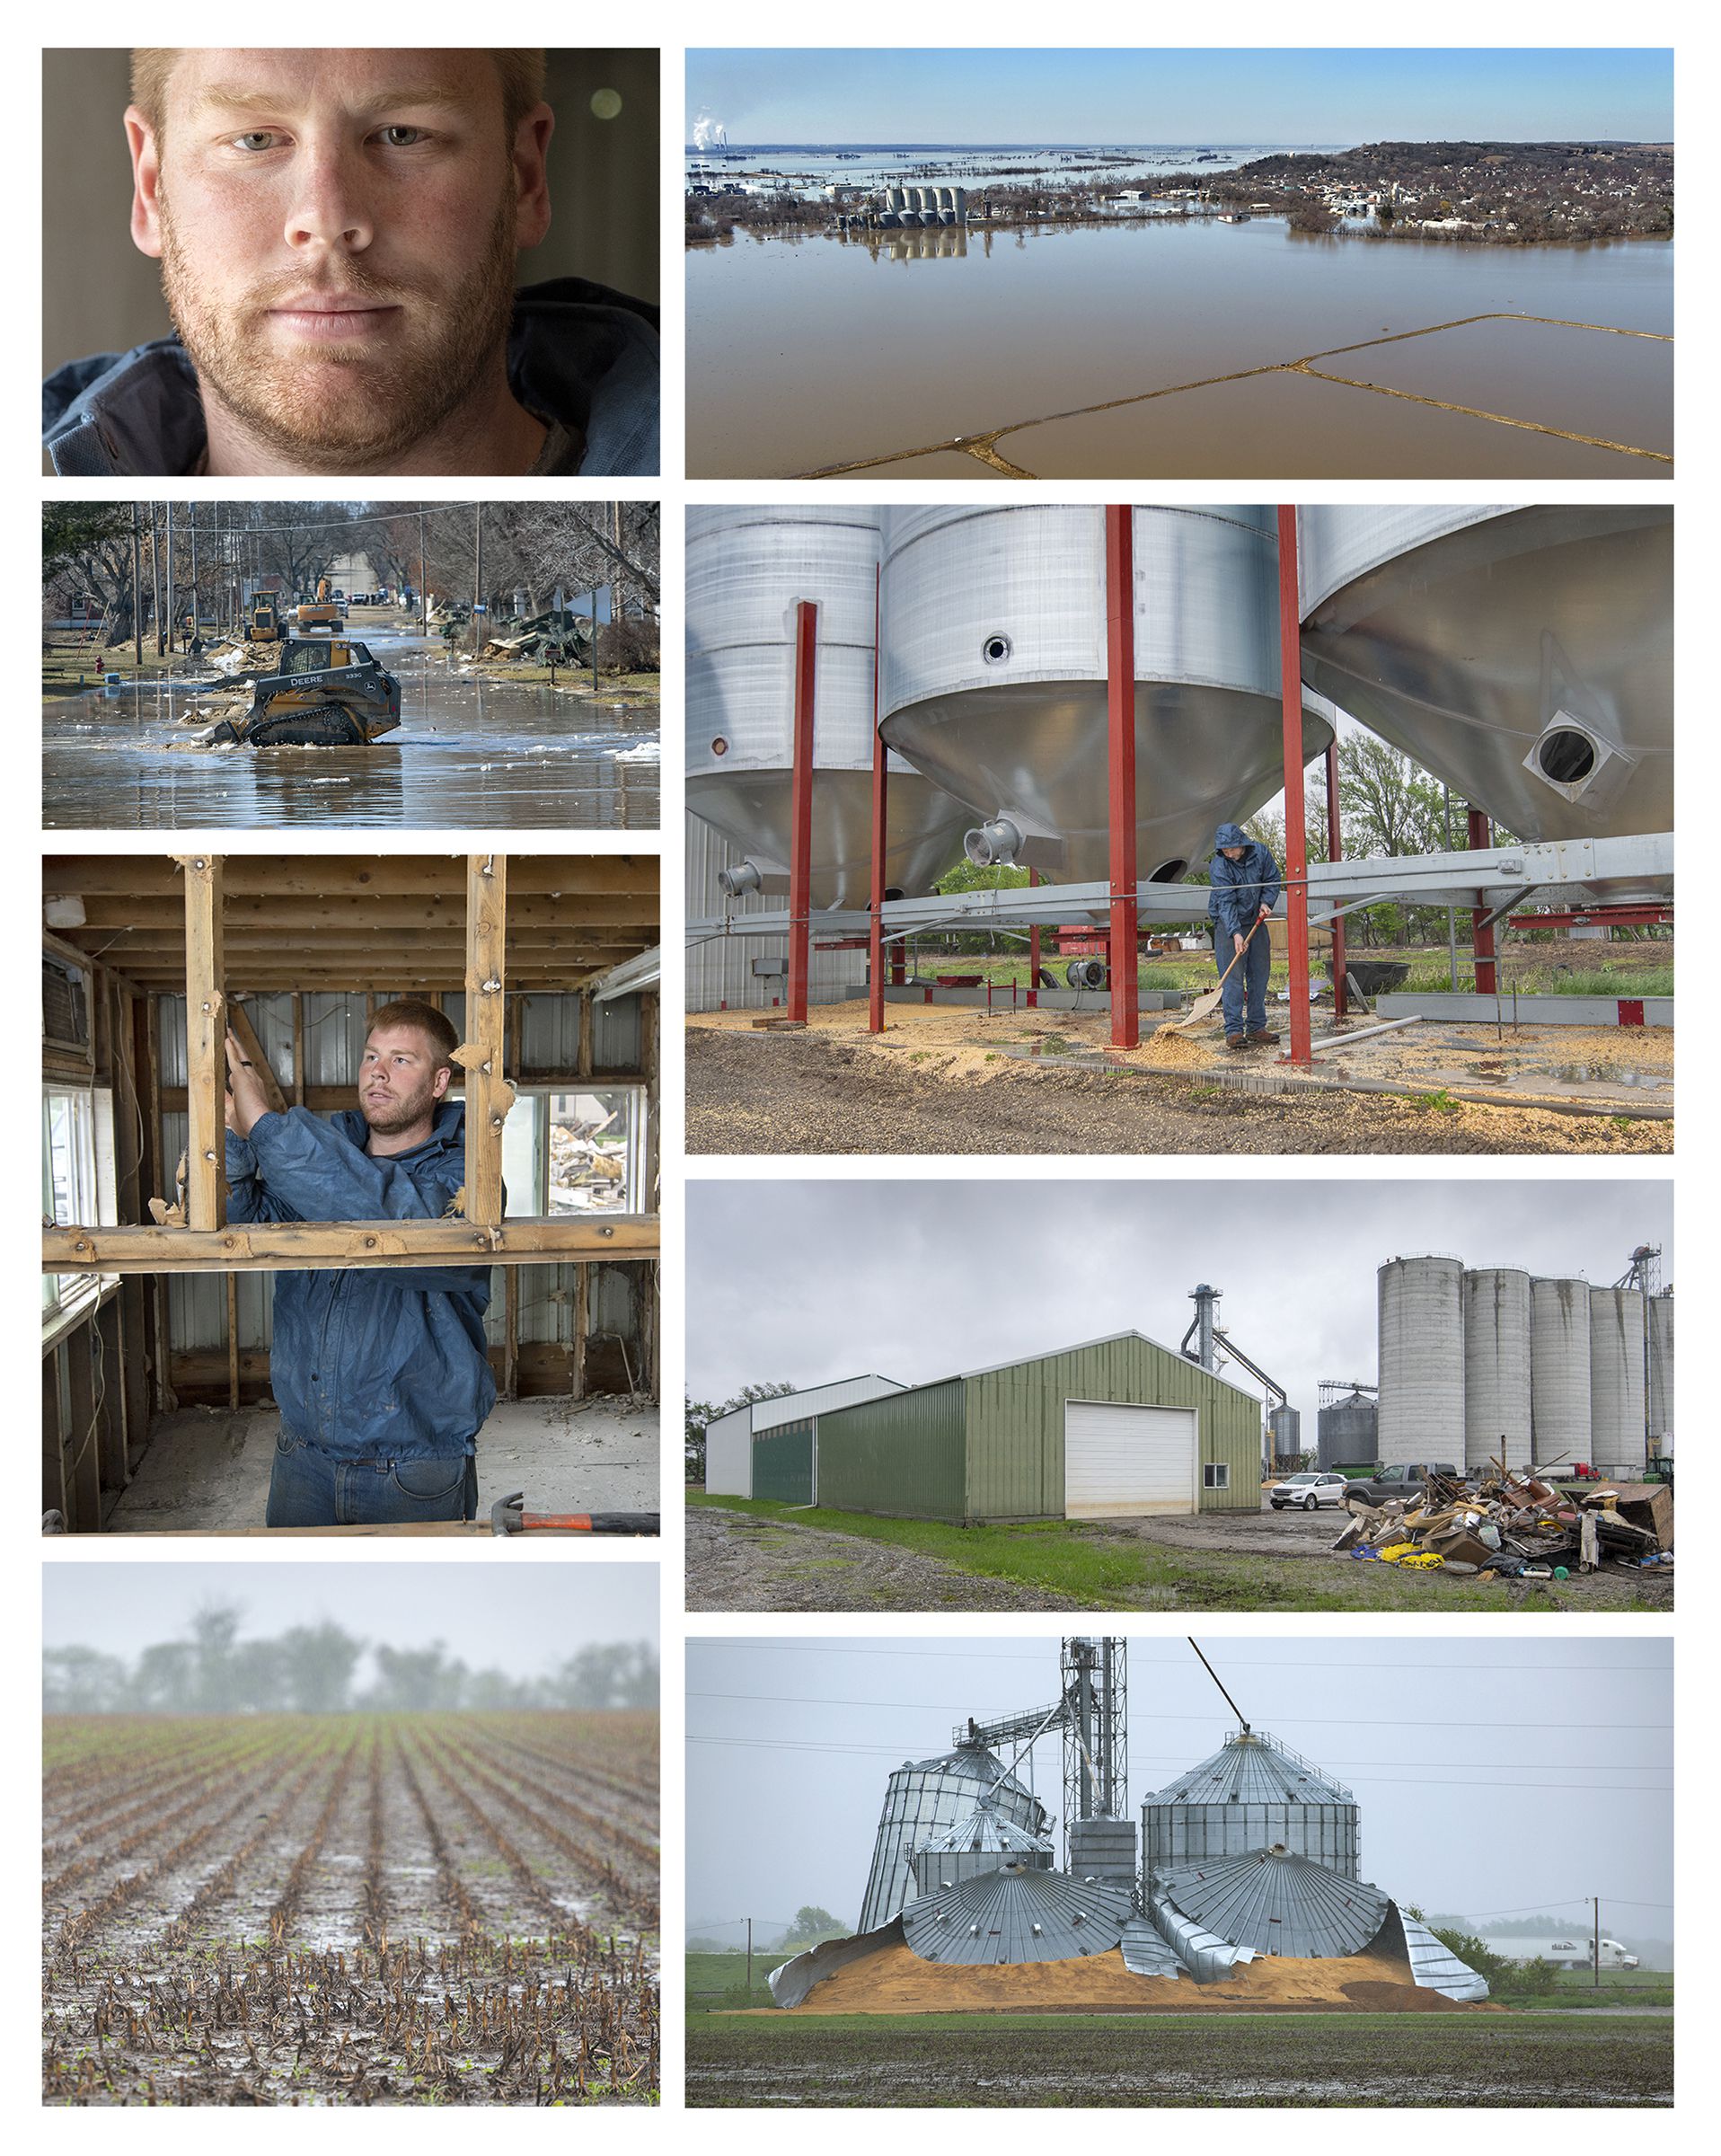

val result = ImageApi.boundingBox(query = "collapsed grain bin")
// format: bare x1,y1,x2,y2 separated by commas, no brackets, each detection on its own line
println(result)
858,1745,1048,1933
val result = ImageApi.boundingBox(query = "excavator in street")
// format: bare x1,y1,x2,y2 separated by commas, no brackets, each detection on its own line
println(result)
199,636,402,747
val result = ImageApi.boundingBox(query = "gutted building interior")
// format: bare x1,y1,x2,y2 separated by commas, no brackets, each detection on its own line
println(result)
42,853,660,1534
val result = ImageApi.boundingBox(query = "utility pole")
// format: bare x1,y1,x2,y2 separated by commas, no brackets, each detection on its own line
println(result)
471,503,483,656
746,1918,753,1996
419,507,428,634
189,508,199,640
150,504,164,658
1593,1895,1601,1989
591,588,600,694
129,503,144,667
164,502,175,653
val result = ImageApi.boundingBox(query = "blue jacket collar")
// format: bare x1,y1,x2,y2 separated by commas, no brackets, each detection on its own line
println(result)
331,1098,466,1161
44,277,658,477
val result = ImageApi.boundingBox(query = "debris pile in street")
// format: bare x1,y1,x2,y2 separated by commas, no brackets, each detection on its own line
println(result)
1332,1469,1672,1583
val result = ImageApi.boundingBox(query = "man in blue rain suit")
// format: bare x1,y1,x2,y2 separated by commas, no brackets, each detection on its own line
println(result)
223,998,497,1527
1206,822,1282,1051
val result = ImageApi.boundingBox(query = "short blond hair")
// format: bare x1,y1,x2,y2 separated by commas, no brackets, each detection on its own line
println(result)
129,49,549,142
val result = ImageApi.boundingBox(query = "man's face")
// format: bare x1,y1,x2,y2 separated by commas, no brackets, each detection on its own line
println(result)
358,1024,451,1135
127,50,552,467
1221,846,1246,861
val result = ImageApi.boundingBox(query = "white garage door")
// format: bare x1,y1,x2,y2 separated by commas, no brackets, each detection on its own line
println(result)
1063,1401,1197,1517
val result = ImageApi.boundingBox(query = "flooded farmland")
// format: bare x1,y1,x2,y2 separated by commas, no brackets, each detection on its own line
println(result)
686,218,1673,478
43,617,659,832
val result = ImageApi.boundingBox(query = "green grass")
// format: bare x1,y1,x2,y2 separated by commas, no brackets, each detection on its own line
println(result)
686,1495,1656,1613
686,1951,778,2007
1400,963,1673,997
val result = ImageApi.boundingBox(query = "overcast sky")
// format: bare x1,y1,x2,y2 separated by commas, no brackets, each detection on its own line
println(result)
687,49,1672,147
43,1561,658,1676
688,1178,1672,1419
687,1635,1672,1946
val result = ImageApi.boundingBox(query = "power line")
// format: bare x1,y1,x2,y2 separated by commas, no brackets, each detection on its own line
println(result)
685,1690,1671,1732
693,1642,1670,1677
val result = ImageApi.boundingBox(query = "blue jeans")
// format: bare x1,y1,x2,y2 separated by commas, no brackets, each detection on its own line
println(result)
1215,925,1271,1036
266,1431,477,1527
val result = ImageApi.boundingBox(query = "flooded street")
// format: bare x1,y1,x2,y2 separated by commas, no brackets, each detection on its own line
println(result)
43,617,659,831
686,219,1672,477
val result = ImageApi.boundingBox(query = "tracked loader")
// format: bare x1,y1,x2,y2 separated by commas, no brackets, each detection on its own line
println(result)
204,637,402,747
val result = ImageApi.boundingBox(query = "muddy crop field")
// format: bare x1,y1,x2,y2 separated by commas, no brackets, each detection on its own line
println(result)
687,2010,1674,2107
43,1712,659,2106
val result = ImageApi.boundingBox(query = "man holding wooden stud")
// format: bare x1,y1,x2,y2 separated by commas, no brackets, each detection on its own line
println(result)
222,1001,497,1527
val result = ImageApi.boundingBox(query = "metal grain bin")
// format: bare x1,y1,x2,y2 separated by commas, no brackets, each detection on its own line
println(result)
1647,1293,1674,1453
1530,1277,1593,1472
1298,506,1672,848
1462,1268,1532,1472
878,505,1335,884
859,1746,1047,1932
685,507,970,906
1143,1729,1360,1881
1317,1390,1377,1471
1268,1404,1302,1462
1589,1286,1647,1474
1376,1256,1465,1464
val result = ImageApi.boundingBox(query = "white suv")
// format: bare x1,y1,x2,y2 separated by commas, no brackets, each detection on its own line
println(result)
1269,1471,1351,1512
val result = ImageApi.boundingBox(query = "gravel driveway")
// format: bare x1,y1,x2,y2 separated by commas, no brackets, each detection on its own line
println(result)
685,1507,1083,1613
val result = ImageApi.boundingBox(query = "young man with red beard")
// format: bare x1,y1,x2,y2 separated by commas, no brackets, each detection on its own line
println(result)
223,999,498,1527
44,48,658,476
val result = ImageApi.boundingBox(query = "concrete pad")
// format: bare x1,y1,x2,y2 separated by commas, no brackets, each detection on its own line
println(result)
103,1398,659,1532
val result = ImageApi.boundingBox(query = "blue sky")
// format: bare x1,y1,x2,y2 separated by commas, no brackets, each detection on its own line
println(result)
686,49,1672,147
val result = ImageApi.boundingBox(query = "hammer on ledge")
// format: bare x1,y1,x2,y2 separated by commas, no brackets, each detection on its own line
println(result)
490,1490,660,1538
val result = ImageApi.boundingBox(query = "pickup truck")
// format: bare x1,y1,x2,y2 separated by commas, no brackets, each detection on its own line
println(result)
1342,1462,1462,1508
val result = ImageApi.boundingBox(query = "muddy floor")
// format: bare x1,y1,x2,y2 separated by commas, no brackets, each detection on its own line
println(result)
685,2010,1674,2106
686,1024,1671,1156
684,1507,1083,1613
43,1713,659,2106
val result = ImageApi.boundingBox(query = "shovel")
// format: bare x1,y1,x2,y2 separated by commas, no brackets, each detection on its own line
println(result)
1166,914,1266,1031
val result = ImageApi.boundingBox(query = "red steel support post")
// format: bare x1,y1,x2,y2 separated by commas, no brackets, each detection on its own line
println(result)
1028,868,1041,1010
1105,505,1139,1049
868,567,887,1034
788,600,817,1024
1468,806,1498,994
1276,507,1313,1067
1325,738,1347,1021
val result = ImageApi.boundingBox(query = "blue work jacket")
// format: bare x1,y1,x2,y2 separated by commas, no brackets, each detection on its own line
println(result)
1206,826,1284,943
225,1103,496,1461
44,277,658,477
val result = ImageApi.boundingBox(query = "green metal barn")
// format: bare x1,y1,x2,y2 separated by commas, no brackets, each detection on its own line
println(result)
814,1331,1262,1523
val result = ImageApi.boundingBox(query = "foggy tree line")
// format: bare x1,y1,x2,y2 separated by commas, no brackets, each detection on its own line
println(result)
43,1602,658,1718
41,500,661,650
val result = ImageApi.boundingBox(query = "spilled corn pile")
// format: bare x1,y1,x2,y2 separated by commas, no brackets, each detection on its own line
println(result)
42,1712,659,2106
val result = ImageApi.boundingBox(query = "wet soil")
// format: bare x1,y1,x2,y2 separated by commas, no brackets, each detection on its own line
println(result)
686,1025,1671,1156
686,2010,1674,2106
685,1507,1085,1613
43,1714,658,2107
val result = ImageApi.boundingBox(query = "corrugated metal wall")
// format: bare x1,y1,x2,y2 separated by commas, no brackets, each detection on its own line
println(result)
960,1338,1259,1519
752,1417,815,1505
685,816,868,1013
815,1379,966,1519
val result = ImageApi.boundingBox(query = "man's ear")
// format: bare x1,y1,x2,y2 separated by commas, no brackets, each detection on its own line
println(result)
126,105,165,260
433,1065,453,1101
511,102,555,252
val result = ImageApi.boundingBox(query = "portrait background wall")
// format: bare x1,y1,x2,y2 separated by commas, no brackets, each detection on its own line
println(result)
41,48,659,377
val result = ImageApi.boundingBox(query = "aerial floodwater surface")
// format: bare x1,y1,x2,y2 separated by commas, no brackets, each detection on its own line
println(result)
686,220,1673,479
42,621,660,833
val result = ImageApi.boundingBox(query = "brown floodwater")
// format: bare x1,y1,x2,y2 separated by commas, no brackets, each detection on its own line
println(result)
686,218,1673,478
43,621,659,832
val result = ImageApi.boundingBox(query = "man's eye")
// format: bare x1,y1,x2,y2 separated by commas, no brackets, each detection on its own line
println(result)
379,126,426,147
233,131,280,153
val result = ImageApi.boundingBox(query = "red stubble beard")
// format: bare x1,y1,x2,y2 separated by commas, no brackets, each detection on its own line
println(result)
158,176,521,469
360,1071,441,1136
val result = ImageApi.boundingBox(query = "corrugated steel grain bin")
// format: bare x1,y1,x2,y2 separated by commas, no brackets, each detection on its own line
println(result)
814,1332,1258,1524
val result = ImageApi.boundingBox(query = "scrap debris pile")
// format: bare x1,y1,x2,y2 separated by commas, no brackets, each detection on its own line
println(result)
451,609,597,667
1333,1470,1673,1584
548,1110,628,1210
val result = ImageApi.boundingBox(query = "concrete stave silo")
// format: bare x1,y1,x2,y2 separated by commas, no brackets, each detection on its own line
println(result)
1376,1256,1466,1464
878,505,1336,885
1647,1294,1674,1455
1530,1277,1593,1472
1589,1287,1646,1475
1297,506,1672,862
1462,1268,1532,1473
685,507,971,907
